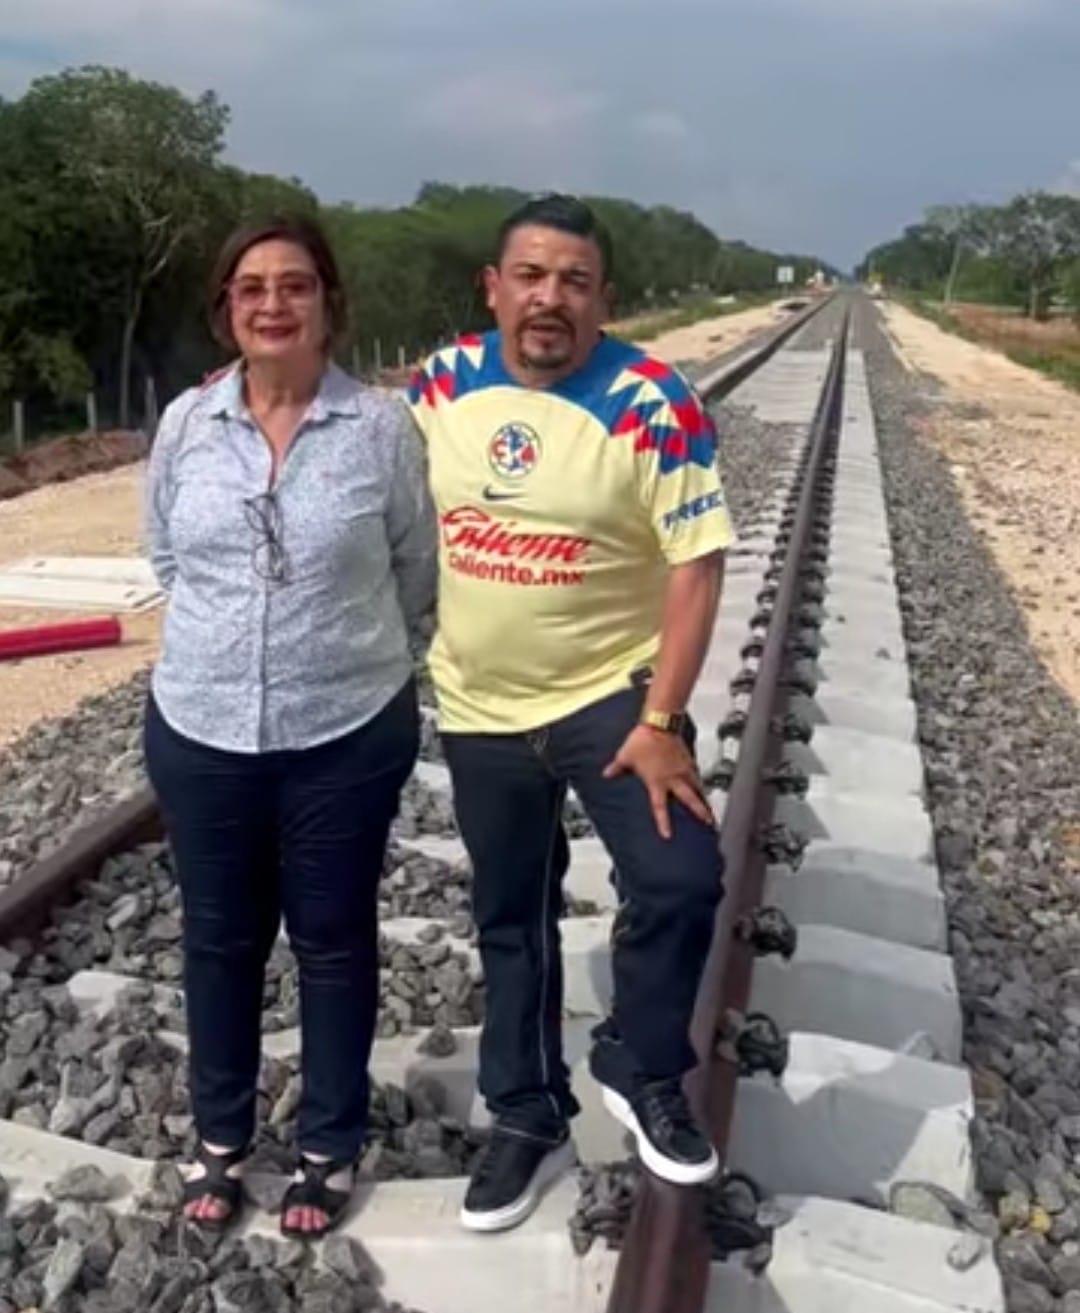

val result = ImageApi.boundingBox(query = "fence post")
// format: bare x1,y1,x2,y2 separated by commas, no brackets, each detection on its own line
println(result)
374,338,383,373
351,344,361,378
86,392,98,433
12,400,25,455
397,345,406,370
144,377,159,435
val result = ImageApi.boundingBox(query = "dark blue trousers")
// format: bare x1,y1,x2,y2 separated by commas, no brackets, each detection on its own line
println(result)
143,680,418,1161
442,685,724,1142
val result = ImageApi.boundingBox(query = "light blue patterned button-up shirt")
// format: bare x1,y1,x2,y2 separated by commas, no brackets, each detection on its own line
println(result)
145,362,436,753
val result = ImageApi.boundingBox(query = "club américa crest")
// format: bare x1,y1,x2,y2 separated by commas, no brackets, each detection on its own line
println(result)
488,423,542,481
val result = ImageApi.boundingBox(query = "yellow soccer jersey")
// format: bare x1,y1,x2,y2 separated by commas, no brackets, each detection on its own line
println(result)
408,329,735,733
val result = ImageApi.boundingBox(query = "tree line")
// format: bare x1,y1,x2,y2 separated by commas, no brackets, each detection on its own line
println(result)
0,65,825,441
859,194,1080,320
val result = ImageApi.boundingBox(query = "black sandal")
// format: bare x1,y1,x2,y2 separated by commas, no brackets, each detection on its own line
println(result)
279,1156,358,1240
181,1142,249,1231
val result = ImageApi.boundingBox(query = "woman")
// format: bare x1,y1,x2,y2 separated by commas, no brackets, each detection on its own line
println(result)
143,215,436,1238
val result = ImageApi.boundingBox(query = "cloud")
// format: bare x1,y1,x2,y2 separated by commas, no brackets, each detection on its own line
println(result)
0,0,279,41
413,74,606,140
764,0,1035,13
0,0,307,92
1054,160,1080,197
633,111,693,145
0,0,1078,268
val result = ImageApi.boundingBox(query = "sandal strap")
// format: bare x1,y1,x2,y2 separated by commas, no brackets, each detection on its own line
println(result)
182,1141,248,1208
182,1174,244,1208
282,1156,356,1212
193,1141,249,1182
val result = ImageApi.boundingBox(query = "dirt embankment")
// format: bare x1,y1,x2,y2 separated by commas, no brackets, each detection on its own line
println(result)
0,431,147,503
883,301,1080,704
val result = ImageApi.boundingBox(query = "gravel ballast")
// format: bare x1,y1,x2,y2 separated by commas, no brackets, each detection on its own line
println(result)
0,969,483,1175
0,1161,431,1312
0,676,149,890
857,300,1080,1313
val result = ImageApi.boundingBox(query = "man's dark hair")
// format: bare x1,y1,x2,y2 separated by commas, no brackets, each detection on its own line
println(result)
495,194,614,281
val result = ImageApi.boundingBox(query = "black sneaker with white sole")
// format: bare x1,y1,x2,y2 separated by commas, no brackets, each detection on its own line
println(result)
460,1128,577,1233
590,1027,719,1186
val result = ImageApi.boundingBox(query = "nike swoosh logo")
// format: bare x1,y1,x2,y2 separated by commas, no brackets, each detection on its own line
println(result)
482,486,523,502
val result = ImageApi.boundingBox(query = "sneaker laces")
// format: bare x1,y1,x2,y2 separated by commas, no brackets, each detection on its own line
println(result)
637,1081,694,1139
471,1129,526,1187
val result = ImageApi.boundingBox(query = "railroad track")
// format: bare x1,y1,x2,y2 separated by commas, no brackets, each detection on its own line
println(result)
0,297,1006,1313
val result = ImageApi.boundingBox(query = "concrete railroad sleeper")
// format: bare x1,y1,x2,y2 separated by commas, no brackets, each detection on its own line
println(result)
0,295,1004,1312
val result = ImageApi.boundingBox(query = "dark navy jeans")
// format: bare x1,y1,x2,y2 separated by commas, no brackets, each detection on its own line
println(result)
144,679,418,1161
442,685,724,1142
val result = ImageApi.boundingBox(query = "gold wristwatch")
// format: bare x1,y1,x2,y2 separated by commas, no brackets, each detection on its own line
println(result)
640,709,687,735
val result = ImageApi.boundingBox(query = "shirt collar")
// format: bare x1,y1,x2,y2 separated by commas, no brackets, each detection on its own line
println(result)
205,360,364,422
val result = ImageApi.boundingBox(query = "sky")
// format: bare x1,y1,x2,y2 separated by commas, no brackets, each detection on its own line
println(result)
0,0,1077,271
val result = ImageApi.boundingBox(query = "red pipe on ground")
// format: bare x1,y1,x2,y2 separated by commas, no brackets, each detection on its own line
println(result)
0,616,122,661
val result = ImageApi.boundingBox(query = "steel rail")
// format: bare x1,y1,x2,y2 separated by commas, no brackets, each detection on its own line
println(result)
694,295,832,401
0,786,161,942
606,308,851,1313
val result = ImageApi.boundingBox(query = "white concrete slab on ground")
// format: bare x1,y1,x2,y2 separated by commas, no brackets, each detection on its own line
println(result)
728,1032,973,1205
359,1018,629,1163
699,636,750,684
64,968,620,1132
830,504,891,534
776,784,934,864
765,847,946,951
693,667,741,707
410,757,596,823
822,560,897,590
716,577,771,618
824,571,905,610
725,350,832,425
689,685,737,734
66,967,180,1020
413,760,452,794
1,554,159,586
726,553,775,579
376,1020,974,1209
819,605,906,651
393,834,467,868
243,1177,618,1313
814,625,909,667
821,564,898,602
378,915,614,1024
397,834,618,912
811,654,911,701
0,554,164,612
792,689,918,745
0,1119,159,1208
0,1118,616,1313
750,925,961,1061
784,724,924,796
726,539,777,565
77,951,614,1142
827,529,894,560
705,1196,1003,1313
2,1031,994,1312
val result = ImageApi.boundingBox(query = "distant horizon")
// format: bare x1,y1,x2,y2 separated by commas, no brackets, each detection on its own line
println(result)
2,0,1077,269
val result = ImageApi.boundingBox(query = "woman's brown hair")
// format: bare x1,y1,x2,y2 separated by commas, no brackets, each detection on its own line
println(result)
208,214,349,353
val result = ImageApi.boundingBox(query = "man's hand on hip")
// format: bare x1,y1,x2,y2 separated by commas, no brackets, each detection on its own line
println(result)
602,725,716,840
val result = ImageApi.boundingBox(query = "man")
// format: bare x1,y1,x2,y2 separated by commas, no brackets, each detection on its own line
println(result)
408,194,735,1233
